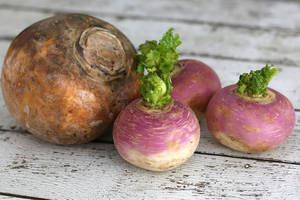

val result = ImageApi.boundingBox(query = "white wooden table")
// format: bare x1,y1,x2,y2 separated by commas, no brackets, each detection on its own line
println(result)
0,0,299,199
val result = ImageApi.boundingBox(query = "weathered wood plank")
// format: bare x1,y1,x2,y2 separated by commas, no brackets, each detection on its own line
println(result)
198,117,300,164
0,41,10,67
0,42,24,131
2,0,300,31
0,42,21,132
0,1,299,199
0,9,51,38
1,54,300,163
1,11,300,107
189,59,300,163
1,96,299,164
0,9,300,67
97,58,300,164
198,58,300,109
0,195,26,200
0,3,299,164
99,110,300,164
1,54,299,116
115,18,300,67
0,131,299,200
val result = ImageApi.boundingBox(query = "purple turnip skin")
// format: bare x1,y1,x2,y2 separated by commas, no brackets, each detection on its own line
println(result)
171,59,221,119
206,84,295,153
113,98,200,171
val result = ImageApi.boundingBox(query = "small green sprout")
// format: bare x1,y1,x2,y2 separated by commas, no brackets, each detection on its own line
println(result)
136,28,181,107
237,64,278,97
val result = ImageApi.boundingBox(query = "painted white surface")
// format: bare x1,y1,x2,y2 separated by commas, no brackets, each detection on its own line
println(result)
0,0,299,199
0,196,25,200
2,0,300,31
0,131,299,200
0,9,300,68
0,41,10,67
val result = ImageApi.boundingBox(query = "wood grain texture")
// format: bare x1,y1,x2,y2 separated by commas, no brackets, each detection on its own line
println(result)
0,9,52,37
0,196,25,200
0,1,299,199
112,18,300,67
99,110,300,164
1,54,299,112
0,5,300,67
2,0,300,31
0,51,299,163
197,116,300,164
0,88,24,132
0,12,300,108
0,194,42,200
0,41,10,67
0,131,299,200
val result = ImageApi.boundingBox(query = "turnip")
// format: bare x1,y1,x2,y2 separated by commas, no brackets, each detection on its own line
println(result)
206,65,295,153
1,14,140,144
171,59,221,119
113,29,200,171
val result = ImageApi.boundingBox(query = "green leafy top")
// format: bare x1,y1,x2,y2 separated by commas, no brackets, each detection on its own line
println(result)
136,28,181,108
237,64,278,97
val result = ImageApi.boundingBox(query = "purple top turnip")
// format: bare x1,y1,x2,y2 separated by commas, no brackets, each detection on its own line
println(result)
206,65,295,153
171,59,221,119
113,29,200,171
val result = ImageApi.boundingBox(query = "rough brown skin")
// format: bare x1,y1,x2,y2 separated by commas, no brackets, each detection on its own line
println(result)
1,14,140,144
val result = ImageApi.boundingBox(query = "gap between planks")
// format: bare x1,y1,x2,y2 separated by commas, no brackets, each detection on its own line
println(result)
180,52,297,68
1,125,299,166
0,52,299,164
0,7,300,66
0,192,51,200
0,1,299,167
0,37,296,67
0,132,299,200
94,141,300,166
1,1,300,35
93,141,300,166
0,36,14,41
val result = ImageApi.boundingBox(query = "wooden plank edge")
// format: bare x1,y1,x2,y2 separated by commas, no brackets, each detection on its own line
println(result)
1,128,299,166
0,133,299,199
0,192,51,200
0,38,297,67
1,3,300,36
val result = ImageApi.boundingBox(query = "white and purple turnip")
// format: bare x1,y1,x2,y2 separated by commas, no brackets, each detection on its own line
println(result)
171,59,221,119
206,65,295,153
113,29,200,171
113,99,199,171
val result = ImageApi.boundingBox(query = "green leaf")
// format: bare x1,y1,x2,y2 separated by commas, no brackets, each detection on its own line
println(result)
237,64,278,96
140,73,169,107
159,28,181,50
145,50,160,70
138,40,157,55
136,28,181,108
137,63,145,74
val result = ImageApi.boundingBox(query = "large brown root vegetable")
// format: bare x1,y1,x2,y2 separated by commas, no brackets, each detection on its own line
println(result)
1,14,140,144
